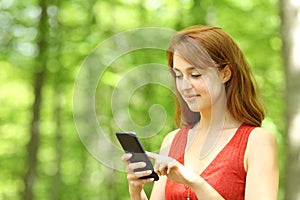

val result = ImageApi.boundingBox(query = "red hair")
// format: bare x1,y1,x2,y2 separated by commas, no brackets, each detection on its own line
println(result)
167,25,265,127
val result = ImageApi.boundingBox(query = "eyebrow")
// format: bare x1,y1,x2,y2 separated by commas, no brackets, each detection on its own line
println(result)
172,66,198,72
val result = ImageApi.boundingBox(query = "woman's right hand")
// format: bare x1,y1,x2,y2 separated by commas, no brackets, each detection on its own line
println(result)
121,153,155,196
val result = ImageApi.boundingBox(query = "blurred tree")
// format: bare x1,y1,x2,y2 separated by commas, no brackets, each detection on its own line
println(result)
22,0,48,199
280,0,300,199
48,0,63,198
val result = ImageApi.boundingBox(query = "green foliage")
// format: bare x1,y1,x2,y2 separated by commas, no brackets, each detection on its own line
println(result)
0,0,284,199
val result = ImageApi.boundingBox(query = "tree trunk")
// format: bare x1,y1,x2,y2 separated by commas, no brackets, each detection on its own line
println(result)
22,0,48,199
280,0,300,199
51,89,63,200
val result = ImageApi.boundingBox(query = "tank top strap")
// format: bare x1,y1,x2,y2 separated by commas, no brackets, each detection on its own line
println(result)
234,124,256,172
168,126,191,164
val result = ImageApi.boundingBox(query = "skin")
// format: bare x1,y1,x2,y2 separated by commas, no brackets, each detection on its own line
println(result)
121,54,279,200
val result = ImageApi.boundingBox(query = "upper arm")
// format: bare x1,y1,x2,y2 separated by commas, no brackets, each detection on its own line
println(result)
244,128,279,200
149,129,179,200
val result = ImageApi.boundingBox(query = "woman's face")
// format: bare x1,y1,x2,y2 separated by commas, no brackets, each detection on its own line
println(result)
172,53,225,113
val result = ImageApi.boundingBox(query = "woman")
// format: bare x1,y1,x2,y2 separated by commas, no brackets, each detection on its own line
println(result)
121,25,279,200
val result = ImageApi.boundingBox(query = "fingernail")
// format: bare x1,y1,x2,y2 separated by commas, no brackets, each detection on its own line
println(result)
146,170,152,174
126,153,132,158
140,162,146,167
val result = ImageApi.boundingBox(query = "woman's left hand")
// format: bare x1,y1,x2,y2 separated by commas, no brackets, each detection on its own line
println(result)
147,152,198,186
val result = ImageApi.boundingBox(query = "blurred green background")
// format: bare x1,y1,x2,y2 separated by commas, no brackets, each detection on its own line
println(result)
0,0,287,199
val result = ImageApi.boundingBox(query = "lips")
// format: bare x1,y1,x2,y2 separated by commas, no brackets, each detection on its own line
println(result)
184,94,200,101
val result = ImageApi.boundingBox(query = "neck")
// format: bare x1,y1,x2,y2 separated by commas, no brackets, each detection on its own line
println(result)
196,109,242,132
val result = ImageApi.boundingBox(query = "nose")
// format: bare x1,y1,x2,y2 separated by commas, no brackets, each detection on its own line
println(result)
180,77,192,91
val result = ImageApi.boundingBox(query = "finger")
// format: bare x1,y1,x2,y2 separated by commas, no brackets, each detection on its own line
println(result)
158,167,168,176
132,170,153,179
158,162,167,172
153,160,160,173
146,151,159,160
128,177,154,187
154,162,168,176
167,159,178,174
127,171,145,180
127,170,155,187
121,153,132,163
126,162,147,173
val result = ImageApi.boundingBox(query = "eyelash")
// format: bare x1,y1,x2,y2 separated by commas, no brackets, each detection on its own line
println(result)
175,74,202,79
191,74,202,78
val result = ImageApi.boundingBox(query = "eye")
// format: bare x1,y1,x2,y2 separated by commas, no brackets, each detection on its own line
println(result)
191,73,202,78
175,74,183,79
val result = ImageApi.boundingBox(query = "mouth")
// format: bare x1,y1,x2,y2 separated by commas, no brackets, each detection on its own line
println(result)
184,94,200,101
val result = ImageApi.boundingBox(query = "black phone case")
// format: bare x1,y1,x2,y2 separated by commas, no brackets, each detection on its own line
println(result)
116,132,159,181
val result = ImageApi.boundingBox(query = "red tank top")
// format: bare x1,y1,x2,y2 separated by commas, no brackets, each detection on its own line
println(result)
165,124,255,200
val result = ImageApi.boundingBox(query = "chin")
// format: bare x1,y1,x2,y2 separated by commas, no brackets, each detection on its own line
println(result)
187,105,201,112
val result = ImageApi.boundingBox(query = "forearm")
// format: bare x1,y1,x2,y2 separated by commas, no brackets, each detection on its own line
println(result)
188,176,224,200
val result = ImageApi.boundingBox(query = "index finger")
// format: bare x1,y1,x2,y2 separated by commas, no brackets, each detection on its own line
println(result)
146,151,159,160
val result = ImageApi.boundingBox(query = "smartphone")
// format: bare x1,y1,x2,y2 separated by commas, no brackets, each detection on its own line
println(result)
116,132,159,181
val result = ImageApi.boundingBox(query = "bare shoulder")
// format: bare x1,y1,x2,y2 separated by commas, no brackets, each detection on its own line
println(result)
248,127,278,147
244,127,279,199
159,128,180,155
245,127,278,171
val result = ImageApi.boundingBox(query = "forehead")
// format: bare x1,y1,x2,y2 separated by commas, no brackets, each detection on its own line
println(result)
172,46,217,72
173,53,198,71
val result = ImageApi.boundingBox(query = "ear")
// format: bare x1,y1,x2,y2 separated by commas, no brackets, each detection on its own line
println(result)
220,65,232,84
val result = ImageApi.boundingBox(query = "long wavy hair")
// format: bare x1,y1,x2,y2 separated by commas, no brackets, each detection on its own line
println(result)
167,25,265,127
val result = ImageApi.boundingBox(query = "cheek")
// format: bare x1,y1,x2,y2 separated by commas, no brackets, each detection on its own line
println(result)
176,82,184,96
175,79,183,90
192,79,207,92
175,79,179,89
203,78,225,101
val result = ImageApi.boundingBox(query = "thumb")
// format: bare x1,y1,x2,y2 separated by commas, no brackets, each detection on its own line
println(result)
167,159,178,174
